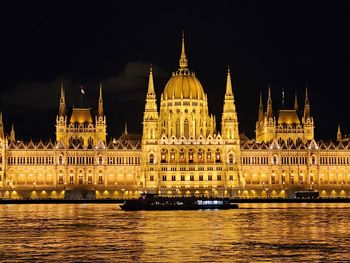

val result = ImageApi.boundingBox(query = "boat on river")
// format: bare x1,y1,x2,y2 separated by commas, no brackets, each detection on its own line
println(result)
119,194,239,211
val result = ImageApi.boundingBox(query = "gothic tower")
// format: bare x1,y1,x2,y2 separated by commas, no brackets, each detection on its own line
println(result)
56,82,67,143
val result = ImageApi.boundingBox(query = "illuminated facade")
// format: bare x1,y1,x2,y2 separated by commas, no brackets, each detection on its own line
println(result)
1,34,350,198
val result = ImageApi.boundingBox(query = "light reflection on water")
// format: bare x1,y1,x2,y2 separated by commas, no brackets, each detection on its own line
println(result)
0,203,350,262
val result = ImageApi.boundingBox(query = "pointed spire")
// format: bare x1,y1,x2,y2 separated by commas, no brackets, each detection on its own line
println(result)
337,124,342,142
267,85,273,119
98,82,103,116
258,92,264,122
179,31,188,69
303,85,311,120
225,66,233,96
294,92,299,111
124,122,128,135
147,65,155,95
59,82,66,116
10,123,15,142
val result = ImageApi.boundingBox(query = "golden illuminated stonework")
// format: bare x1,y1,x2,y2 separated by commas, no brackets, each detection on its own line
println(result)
0,33,349,199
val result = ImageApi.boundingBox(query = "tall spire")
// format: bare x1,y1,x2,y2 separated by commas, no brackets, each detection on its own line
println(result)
124,122,128,135
221,69,239,141
294,92,299,111
258,92,264,122
98,82,104,116
225,66,233,96
147,65,155,95
59,81,66,116
337,124,342,142
303,86,311,120
179,31,188,69
10,123,15,142
266,85,273,119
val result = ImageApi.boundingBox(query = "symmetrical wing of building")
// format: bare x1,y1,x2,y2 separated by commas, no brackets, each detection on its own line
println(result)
1,34,349,199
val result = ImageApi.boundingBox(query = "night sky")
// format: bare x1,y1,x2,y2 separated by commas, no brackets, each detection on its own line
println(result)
1,1,350,142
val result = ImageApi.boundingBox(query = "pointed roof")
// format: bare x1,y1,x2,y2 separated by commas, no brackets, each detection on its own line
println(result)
98,82,104,116
225,66,233,96
266,85,273,118
124,121,128,135
147,65,155,95
294,92,298,111
179,31,188,69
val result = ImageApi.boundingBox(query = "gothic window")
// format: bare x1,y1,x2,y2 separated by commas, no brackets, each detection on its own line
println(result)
188,149,193,163
58,175,64,184
181,175,185,181
180,149,185,162
216,150,221,163
170,149,175,162
58,155,63,165
208,175,212,181
184,119,189,138
311,155,316,165
272,155,278,165
150,175,154,181
69,175,74,185
98,175,103,185
198,149,203,162
217,175,222,181
229,154,234,164
172,175,176,181
149,153,155,164
176,119,180,138
162,175,167,181
98,155,103,165
207,149,212,162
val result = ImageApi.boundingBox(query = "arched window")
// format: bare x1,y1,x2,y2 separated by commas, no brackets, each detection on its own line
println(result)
198,149,203,162
176,119,180,138
311,155,316,165
161,149,167,163
188,149,194,163
149,153,154,164
207,149,212,162
272,155,278,165
180,149,185,162
58,155,63,165
216,150,221,163
184,119,189,138
229,154,234,164
98,155,103,165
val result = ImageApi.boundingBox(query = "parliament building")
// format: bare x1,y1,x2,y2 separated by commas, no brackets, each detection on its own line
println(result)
1,34,350,199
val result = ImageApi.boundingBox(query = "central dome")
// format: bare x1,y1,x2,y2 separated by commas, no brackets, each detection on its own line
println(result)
162,32,205,100
163,72,205,100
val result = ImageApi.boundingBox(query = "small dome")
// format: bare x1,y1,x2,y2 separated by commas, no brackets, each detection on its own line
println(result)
278,110,300,125
70,108,93,123
163,72,205,100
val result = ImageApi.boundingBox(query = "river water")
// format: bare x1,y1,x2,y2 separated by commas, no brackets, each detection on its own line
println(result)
0,203,349,262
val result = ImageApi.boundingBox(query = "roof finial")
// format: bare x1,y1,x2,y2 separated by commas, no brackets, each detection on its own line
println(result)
124,122,128,135
98,82,103,116
60,81,65,102
281,88,285,108
267,84,273,118
147,64,155,95
337,124,342,142
225,66,233,96
294,91,299,111
258,91,264,122
179,31,188,69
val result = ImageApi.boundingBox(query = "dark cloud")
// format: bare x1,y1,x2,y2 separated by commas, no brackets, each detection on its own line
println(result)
1,61,168,110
